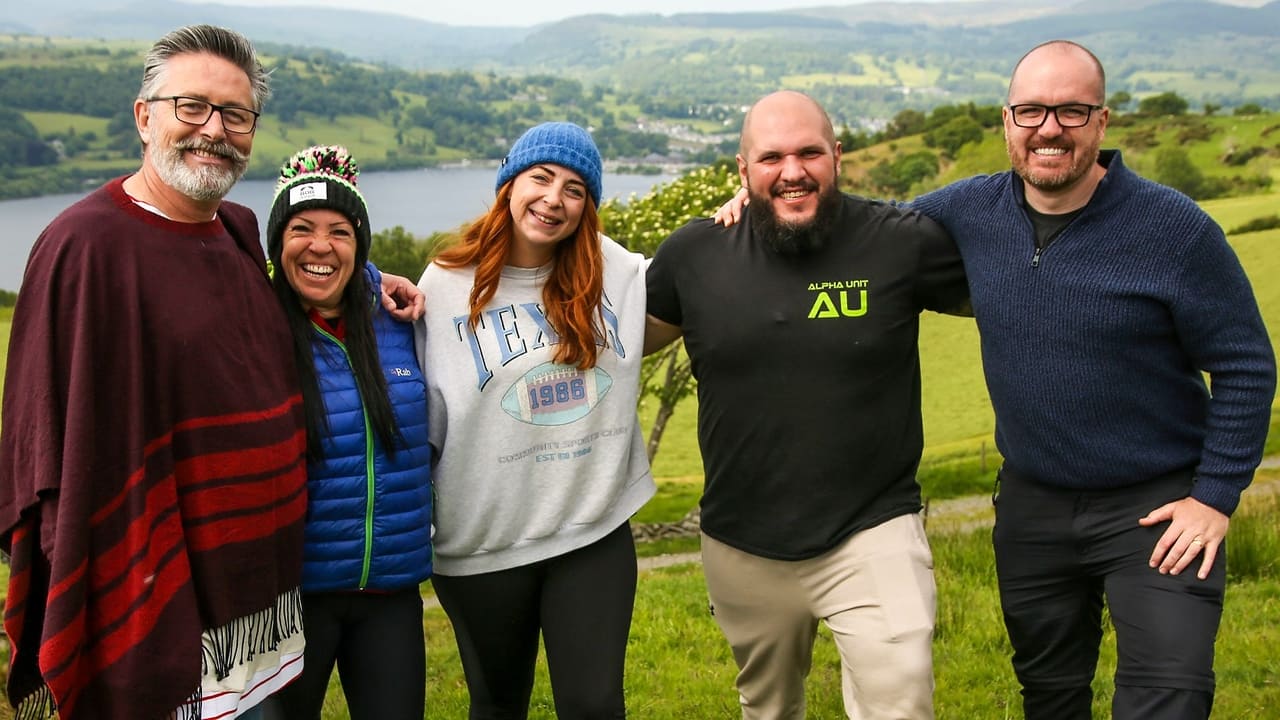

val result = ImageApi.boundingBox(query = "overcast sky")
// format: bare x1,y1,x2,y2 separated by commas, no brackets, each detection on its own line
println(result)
186,0,885,28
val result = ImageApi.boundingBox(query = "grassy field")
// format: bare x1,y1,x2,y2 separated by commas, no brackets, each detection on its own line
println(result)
348,484,1280,719
0,488,1276,719
919,115,1280,196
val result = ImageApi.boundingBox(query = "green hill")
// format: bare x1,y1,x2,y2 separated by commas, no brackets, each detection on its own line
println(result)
6,0,1279,115
5,28,1279,200
0,35,692,199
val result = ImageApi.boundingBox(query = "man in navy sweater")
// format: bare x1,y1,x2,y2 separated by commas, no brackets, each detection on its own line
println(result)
911,40,1274,719
717,40,1274,720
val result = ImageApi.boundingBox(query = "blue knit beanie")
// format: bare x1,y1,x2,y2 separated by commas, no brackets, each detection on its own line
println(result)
495,122,603,206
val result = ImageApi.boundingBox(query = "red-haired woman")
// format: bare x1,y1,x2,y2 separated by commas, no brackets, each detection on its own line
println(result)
416,122,654,718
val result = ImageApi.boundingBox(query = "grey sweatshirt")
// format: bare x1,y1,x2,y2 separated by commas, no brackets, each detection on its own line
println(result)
416,235,655,575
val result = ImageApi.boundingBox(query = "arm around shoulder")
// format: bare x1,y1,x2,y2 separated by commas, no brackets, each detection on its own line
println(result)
644,314,683,356
372,262,426,321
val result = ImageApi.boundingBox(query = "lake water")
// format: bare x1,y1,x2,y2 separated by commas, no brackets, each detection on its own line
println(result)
0,167,677,291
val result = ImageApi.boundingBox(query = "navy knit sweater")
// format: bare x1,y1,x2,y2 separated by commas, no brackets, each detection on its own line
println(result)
912,150,1274,515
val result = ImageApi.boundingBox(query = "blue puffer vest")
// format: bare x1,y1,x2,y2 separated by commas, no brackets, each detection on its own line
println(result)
302,271,432,593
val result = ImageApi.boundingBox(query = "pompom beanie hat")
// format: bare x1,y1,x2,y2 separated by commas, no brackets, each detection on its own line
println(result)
266,145,371,263
495,122,603,206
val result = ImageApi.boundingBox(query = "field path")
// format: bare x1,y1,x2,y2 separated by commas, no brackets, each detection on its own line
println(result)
630,492,997,574
420,469,1280,608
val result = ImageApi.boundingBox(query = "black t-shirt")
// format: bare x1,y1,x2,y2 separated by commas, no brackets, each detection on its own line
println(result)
1025,202,1085,250
646,194,969,559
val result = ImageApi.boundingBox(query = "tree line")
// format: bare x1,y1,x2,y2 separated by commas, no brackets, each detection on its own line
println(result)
4,39,1274,206
0,49,680,196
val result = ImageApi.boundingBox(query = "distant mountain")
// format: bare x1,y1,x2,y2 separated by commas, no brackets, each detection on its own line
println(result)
0,0,530,68
481,0,1278,112
789,0,1063,27
2,0,1277,111
1024,0,1279,34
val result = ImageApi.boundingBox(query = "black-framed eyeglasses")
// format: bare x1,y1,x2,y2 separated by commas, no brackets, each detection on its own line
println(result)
1007,103,1103,128
147,95,260,134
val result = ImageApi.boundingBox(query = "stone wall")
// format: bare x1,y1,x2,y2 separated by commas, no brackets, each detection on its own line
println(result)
632,507,701,542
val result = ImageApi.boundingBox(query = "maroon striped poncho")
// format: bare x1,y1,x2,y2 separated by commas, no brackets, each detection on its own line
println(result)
0,177,308,720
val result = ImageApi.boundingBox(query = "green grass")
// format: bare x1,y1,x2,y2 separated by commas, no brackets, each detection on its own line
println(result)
1202,193,1280,233
634,535,700,559
25,111,111,138
2,497,1277,719
310,484,1280,718
926,114,1280,197
631,478,701,525
1125,70,1280,106
929,504,1280,718
918,313,991,447
0,424,1276,720
918,439,1004,500
636,396,702,482
1220,227,1280,412
1112,115,1280,185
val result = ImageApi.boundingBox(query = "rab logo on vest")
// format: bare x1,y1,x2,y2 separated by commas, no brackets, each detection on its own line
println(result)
807,279,869,319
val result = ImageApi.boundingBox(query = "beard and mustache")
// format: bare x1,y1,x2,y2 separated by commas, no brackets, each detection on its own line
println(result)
747,179,842,256
147,129,250,202
1006,137,1101,193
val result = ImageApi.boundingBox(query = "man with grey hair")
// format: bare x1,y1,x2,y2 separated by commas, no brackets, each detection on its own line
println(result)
0,24,417,720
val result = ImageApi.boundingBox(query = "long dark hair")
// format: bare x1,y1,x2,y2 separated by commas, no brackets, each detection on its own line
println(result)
269,243,402,463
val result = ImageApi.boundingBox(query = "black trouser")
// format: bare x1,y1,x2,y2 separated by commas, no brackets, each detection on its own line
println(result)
433,522,637,720
992,468,1223,720
268,586,426,720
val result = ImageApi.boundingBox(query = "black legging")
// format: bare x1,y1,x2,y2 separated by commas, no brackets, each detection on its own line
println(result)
267,586,426,720
433,522,638,720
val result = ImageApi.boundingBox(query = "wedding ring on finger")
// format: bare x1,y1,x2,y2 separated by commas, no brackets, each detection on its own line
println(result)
1190,536,1204,546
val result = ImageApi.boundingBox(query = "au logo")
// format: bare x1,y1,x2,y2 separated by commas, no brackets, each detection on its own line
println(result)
808,290,868,319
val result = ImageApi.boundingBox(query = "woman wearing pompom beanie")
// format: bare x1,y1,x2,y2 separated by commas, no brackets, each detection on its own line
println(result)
262,146,433,719
417,122,655,717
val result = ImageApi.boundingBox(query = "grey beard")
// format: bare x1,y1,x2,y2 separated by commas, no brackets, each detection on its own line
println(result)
747,185,841,256
147,135,248,202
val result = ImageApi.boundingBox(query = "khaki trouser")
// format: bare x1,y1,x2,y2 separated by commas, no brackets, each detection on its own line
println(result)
702,513,936,720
